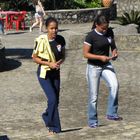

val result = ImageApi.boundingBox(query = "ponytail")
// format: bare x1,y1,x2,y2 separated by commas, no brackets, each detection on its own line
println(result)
91,14,109,30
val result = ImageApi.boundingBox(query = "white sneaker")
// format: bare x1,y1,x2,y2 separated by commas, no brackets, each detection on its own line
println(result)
29,27,32,32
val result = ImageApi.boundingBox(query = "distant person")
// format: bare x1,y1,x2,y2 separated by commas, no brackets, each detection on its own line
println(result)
83,14,122,128
0,20,4,35
0,7,5,35
30,0,46,33
32,17,65,135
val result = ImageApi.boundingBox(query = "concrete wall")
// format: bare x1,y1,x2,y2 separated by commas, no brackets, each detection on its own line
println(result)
114,0,140,16
62,32,140,51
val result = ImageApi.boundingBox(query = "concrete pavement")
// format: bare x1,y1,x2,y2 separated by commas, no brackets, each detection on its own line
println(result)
0,23,140,140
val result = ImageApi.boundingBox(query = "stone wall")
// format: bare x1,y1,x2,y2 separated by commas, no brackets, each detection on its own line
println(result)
115,35,140,51
46,5,116,24
114,0,140,16
61,30,140,51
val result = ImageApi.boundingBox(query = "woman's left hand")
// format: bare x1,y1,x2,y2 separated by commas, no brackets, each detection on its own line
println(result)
111,49,118,60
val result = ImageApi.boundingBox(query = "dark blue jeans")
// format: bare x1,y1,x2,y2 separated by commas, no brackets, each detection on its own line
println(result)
37,66,61,133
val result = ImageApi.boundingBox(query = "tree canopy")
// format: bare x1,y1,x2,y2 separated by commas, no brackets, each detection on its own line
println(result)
0,0,101,11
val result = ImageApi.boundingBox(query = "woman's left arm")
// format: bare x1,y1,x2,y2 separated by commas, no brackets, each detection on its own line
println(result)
108,28,118,60
58,46,65,65
58,36,66,64
111,48,118,60
110,38,118,60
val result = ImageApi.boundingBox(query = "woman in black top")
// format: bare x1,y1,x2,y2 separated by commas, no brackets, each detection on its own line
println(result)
83,15,122,128
32,17,65,134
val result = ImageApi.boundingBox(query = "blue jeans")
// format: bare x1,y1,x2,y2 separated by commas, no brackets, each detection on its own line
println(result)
0,20,4,34
86,63,119,126
37,66,61,133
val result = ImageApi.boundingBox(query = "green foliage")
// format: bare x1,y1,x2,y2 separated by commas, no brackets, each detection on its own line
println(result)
44,0,83,10
0,0,34,11
44,0,101,10
1,0,102,11
74,0,101,8
118,10,140,25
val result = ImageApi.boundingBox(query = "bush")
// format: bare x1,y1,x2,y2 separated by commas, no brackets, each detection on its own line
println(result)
1,0,102,11
75,0,101,8
0,0,34,11
43,0,101,10
118,10,140,25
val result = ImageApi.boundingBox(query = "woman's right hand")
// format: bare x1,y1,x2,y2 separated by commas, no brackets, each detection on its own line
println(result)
100,56,112,62
49,62,60,69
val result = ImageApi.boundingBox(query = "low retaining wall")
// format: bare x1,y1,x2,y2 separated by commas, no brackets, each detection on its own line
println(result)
63,32,140,51
60,32,140,102
115,35,140,51
45,5,116,24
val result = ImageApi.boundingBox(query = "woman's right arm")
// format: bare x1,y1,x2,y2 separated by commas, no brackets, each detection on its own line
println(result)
83,44,112,62
32,54,60,69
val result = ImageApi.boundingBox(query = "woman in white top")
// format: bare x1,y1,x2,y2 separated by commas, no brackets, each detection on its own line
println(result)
0,7,4,34
30,0,46,33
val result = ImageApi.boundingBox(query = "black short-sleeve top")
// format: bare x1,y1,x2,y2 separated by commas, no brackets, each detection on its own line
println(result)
49,35,65,61
84,27,117,66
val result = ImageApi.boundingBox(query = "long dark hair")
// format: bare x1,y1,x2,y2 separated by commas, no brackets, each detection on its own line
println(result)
91,14,109,30
45,17,58,28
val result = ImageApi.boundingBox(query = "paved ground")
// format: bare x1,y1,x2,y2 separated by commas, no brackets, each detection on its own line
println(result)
0,23,140,140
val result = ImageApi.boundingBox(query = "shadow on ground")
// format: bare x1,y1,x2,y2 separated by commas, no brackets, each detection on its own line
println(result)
6,48,33,59
40,29,69,33
61,127,82,133
0,135,10,140
58,29,69,32
0,58,22,72
6,31,27,35
0,48,33,72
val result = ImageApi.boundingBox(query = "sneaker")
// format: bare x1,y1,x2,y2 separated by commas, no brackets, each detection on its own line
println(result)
107,115,123,121
89,123,98,128
29,27,32,32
